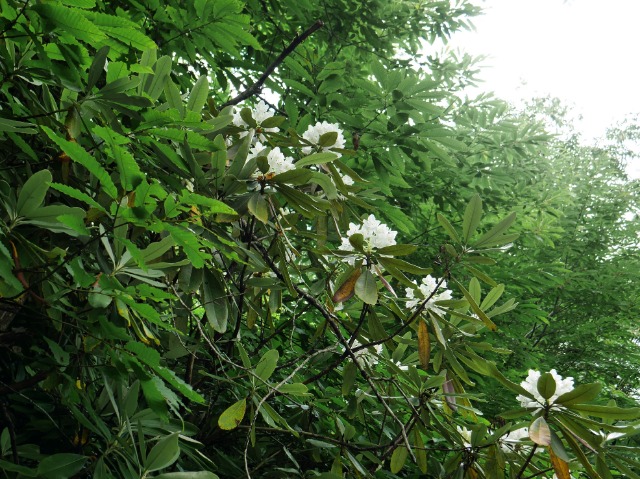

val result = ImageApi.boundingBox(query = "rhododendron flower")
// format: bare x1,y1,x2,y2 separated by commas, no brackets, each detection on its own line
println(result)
405,275,453,314
500,427,529,452
302,121,346,156
340,174,354,186
516,369,574,408
247,141,266,161
349,339,383,368
233,100,279,141
457,426,472,447
339,214,397,257
266,147,295,175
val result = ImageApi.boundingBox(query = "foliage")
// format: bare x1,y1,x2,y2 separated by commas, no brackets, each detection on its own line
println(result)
0,1,639,478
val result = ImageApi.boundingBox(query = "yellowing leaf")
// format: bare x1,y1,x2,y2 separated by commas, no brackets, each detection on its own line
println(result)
418,320,430,370
529,416,551,446
332,268,361,303
218,398,247,430
549,447,571,479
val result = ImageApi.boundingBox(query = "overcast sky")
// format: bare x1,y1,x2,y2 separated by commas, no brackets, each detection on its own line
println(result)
448,0,640,152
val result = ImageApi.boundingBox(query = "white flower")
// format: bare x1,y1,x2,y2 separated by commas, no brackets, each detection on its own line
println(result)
516,369,574,408
232,100,279,141
457,426,472,448
338,214,397,264
500,427,529,452
247,141,267,161
340,174,354,186
405,275,453,314
349,339,383,368
302,121,346,156
266,147,295,175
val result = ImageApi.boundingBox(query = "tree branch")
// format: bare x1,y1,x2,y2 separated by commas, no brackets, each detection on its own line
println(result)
222,20,324,108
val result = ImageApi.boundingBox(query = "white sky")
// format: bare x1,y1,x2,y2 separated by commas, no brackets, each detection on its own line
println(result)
448,0,640,177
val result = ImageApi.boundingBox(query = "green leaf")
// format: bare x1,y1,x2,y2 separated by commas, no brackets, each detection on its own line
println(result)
187,75,209,113
144,433,180,473
473,212,516,248
453,280,497,331
277,383,309,395
537,372,556,400
390,446,408,474
37,454,87,479
480,284,505,310
342,360,357,395
296,152,338,167
355,269,378,305
202,268,228,334
16,169,51,217
33,4,106,43
218,398,246,430
568,404,640,420
49,182,105,212
255,349,279,382
556,383,602,406
376,244,418,256
529,416,551,446
42,127,118,199
93,126,143,191
462,194,483,243
247,193,269,223
154,473,220,479
87,45,110,91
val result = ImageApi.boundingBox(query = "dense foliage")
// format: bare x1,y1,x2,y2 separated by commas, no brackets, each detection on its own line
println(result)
0,1,639,478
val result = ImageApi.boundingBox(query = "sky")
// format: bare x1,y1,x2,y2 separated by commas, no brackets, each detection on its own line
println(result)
447,0,640,177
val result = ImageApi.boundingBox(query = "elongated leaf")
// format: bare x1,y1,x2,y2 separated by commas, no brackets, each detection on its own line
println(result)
474,212,516,248
218,398,246,430
529,416,551,446
537,372,556,400
556,383,602,406
454,280,497,331
355,269,378,305
342,360,357,396
187,75,209,112
549,447,571,479
154,473,220,479
145,433,180,473
390,446,408,474
418,320,430,370
462,194,482,243
437,213,461,243
333,268,361,303
87,46,110,91
37,454,87,479
43,127,117,199
569,404,640,420
202,268,228,333
255,349,279,382
16,169,51,217
33,4,106,43
296,152,338,167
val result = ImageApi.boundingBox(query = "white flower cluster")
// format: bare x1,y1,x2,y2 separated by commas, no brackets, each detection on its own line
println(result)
302,121,346,157
516,369,574,408
339,214,397,264
233,100,279,142
457,426,472,448
500,427,529,452
349,339,383,368
405,275,453,314
266,147,295,176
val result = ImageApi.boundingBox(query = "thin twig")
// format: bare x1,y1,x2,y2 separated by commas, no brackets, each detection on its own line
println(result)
222,20,324,108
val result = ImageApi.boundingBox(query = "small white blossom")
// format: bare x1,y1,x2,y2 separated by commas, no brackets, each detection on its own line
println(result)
516,369,574,408
338,214,397,264
405,275,453,314
340,174,354,186
349,339,383,368
266,147,296,175
302,121,346,156
232,100,279,141
247,141,266,161
500,427,529,452
457,426,472,448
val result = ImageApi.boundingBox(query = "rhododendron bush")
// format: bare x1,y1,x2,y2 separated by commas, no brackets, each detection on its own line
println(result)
0,0,639,478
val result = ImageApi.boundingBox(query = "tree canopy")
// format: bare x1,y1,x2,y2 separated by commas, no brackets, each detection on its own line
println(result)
1,1,639,478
